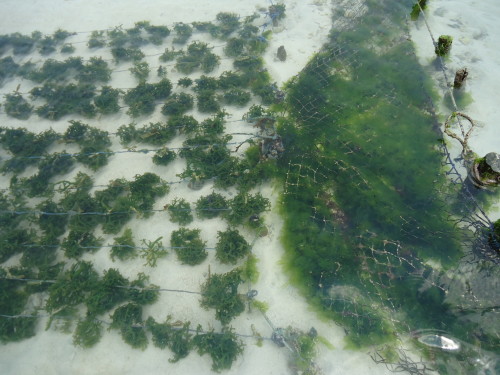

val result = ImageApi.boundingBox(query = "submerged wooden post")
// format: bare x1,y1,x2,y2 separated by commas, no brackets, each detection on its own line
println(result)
454,68,468,89
435,35,453,56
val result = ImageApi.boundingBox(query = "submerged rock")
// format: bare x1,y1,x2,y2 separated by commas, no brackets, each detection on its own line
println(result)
277,45,287,61
485,152,500,173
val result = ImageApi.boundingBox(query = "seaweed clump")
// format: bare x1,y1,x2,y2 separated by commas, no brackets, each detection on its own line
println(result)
435,35,453,57
110,303,148,349
3,93,33,119
124,78,172,117
193,327,244,372
215,229,251,264
31,82,97,119
0,268,37,343
200,269,245,325
146,317,193,362
175,41,220,75
171,228,207,265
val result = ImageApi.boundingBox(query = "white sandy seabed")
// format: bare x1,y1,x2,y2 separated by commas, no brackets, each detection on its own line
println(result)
0,0,497,374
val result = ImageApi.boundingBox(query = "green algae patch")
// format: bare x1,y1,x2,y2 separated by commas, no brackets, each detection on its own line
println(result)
275,0,465,348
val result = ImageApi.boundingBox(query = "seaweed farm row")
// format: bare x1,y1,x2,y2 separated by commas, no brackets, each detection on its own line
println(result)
0,6,321,373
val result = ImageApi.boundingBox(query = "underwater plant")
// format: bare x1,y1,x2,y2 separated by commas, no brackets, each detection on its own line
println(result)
213,12,241,39
124,83,156,117
73,318,103,348
173,23,193,45
224,37,245,57
62,190,103,233
60,43,75,54
200,269,245,325
196,192,228,219
31,82,97,120
128,272,160,305
242,104,268,122
45,261,99,312
137,121,177,145
217,70,249,90
52,28,74,42
116,123,138,145
197,90,220,113
193,327,244,371
0,128,58,173
269,4,286,23
62,230,102,259
225,192,270,226
107,27,129,48
233,55,263,72
129,61,150,82
198,112,226,136
87,31,106,49
252,82,277,105
168,114,198,134
238,23,259,39
0,56,19,84
178,133,232,181
0,267,37,342
144,23,170,44
146,317,193,362
194,75,219,92
3,93,33,119
201,53,220,73
0,228,34,263
410,0,428,20
140,237,167,267
63,120,111,170
111,46,145,63
27,57,83,83
21,151,75,197
152,147,177,166
175,41,219,74
161,92,194,116
37,36,58,55
215,229,251,265
129,172,170,215
221,88,251,107
159,47,184,62
85,268,130,316
37,199,68,238
170,228,207,265
124,79,172,117
9,32,37,55
240,254,259,284
110,228,137,262
101,196,135,234
19,235,59,269
435,35,453,56
77,57,112,83
177,77,193,87
110,303,148,350
94,86,121,114
167,198,193,225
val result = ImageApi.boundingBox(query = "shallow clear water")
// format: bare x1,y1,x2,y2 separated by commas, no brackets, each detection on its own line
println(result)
0,1,498,374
